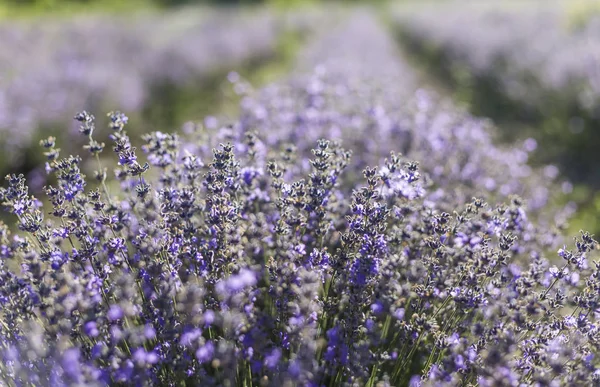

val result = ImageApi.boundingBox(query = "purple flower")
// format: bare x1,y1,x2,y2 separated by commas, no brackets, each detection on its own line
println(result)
143,325,156,340
370,302,384,315
49,250,67,270
133,348,159,366
409,375,422,387
195,341,215,364
118,150,137,166
84,321,99,338
264,348,282,370
393,308,405,321
454,354,465,371
180,328,202,347
204,310,215,326
115,359,134,382
108,305,124,322
216,269,258,296
52,228,69,238
324,326,349,366
61,348,82,382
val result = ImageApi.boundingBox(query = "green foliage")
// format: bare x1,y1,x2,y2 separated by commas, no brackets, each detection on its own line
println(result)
0,0,154,18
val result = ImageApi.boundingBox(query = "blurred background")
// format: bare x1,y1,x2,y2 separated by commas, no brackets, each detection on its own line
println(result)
0,0,600,233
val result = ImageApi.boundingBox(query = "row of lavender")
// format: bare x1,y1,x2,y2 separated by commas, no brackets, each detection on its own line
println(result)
0,7,322,168
1,8,597,387
390,1,600,186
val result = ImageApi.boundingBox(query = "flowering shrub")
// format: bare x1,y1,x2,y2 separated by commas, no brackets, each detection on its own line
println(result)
391,2,600,111
0,7,312,165
390,2,600,187
236,11,569,220
0,107,599,386
1,9,598,387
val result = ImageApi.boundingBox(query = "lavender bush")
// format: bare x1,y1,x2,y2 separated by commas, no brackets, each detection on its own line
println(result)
0,8,597,387
390,1,600,186
0,6,318,167
391,1,600,114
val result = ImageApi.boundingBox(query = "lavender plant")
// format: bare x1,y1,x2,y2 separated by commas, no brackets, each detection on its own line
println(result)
391,1,600,114
389,1,600,186
0,8,597,387
0,102,598,386
0,6,318,167
234,10,570,221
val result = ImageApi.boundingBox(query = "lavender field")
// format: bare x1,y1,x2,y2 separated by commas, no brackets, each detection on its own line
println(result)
390,0,600,234
1,1,600,386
